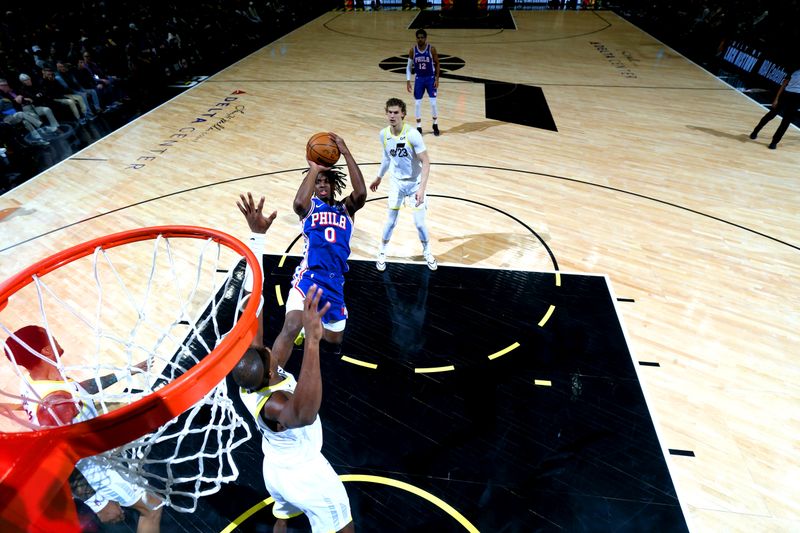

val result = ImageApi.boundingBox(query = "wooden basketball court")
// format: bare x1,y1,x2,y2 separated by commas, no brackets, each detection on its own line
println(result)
1,8,798,532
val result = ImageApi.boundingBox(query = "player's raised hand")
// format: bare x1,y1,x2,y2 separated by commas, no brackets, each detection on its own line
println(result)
237,192,277,234
307,159,332,173
302,284,330,343
328,132,350,156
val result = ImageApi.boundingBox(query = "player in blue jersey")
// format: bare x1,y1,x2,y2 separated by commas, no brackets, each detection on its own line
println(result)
406,28,441,136
236,196,354,532
238,133,366,370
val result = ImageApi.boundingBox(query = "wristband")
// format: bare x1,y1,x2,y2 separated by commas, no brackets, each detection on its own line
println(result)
244,232,266,293
248,232,266,253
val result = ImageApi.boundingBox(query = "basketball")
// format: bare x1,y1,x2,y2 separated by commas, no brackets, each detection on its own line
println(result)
306,132,340,166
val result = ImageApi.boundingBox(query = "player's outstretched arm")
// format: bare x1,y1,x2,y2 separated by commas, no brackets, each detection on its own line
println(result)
294,161,327,218
331,133,367,215
238,192,277,235
266,286,330,428
79,359,149,394
237,192,275,348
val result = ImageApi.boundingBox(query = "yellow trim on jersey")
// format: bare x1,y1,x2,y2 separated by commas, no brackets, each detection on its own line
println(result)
25,379,91,423
241,375,292,418
255,394,271,417
28,378,78,386
383,123,409,148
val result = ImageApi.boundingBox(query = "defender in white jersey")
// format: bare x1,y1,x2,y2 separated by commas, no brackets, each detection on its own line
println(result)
370,97,437,272
232,286,353,533
3,325,163,532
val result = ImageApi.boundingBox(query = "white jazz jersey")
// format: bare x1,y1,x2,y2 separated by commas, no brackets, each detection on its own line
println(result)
239,367,351,532
20,378,97,425
379,123,427,183
21,378,144,512
238,366,323,464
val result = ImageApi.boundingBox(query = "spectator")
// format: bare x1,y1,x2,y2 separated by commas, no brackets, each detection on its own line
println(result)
19,73,80,120
245,2,263,24
0,79,49,146
31,44,48,69
56,61,102,114
40,64,89,124
82,51,118,90
1,75,60,132
76,58,119,109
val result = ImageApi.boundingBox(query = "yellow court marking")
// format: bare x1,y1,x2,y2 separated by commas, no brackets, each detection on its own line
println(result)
488,342,521,360
278,254,288,268
341,355,378,369
538,305,555,327
534,379,552,387
555,271,561,287
340,475,480,532
220,497,275,533
221,475,480,533
274,285,284,307
415,365,456,373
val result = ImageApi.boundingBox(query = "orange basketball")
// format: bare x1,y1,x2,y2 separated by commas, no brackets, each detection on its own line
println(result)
306,132,340,166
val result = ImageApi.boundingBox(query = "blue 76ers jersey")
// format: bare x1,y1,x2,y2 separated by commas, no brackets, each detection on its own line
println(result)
413,45,434,79
296,197,353,275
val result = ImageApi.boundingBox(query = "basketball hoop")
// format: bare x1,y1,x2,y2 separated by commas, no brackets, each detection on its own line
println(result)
0,226,262,531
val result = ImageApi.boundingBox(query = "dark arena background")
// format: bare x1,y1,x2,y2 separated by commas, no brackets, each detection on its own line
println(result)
1,1,798,532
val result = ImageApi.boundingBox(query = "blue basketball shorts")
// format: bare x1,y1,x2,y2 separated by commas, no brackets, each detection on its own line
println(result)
288,271,347,332
414,76,437,100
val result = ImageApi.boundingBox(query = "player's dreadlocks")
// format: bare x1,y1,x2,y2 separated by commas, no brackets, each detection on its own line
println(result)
303,166,347,199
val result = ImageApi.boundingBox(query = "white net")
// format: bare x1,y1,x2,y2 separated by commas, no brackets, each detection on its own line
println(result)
0,232,258,512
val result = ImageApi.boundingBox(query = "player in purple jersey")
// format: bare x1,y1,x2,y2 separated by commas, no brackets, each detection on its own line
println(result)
238,133,366,369
406,29,441,136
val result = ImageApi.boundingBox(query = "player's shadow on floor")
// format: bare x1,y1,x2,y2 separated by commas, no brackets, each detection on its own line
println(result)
445,120,504,135
437,231,550,266
685,125,754,143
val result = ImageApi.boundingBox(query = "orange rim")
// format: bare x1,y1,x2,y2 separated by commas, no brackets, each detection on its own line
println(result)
0,226,262,524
